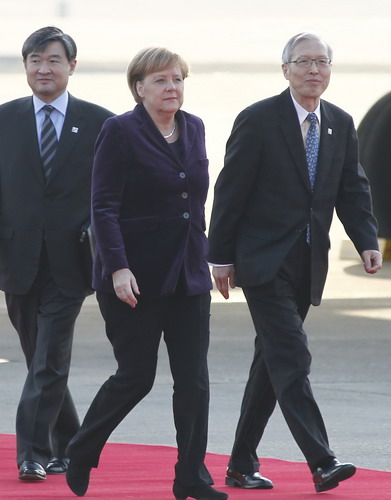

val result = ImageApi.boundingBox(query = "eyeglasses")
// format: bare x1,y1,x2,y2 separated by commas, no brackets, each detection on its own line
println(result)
287,58,331,68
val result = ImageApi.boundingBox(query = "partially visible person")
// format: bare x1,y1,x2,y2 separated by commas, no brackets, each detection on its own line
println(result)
65,47,228,500
357,91,391,239
208,32,382,493
0,26,113,481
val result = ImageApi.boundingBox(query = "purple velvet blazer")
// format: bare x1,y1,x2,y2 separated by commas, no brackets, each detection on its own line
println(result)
91,103,212,297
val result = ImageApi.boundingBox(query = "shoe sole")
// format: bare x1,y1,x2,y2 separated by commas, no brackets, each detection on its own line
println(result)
175,497,228,500
173,486,228,499
315,481,339,493
225,477,273,489
174,497,228,500
315,466,356,493
19,474,46,481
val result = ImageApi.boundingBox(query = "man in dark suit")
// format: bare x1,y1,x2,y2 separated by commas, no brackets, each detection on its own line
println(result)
208,32,382,493
0,26,113,481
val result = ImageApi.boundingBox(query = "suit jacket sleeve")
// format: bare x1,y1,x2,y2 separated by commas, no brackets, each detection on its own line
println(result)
334,116,379,254
91,116,130,277
208,107,262,264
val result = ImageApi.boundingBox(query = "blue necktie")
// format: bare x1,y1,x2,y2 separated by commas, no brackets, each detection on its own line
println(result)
40,105,58,177
305,112,319,189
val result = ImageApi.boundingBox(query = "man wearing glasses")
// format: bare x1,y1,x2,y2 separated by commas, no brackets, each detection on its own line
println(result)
208,33,382,493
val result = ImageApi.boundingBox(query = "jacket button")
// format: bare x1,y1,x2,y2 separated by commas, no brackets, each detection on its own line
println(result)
183,212,190,219
179,172,186,179
181,192,188,199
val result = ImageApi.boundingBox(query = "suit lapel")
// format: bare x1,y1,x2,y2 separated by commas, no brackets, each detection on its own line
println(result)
16,98,45,185
279,90,312,191
136,104,195,168
137,104,177,159
279,91,337,193
177,110,196,165
313,101,336,192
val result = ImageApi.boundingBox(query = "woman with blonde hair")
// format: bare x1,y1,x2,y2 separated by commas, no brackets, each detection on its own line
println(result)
65,47,228,500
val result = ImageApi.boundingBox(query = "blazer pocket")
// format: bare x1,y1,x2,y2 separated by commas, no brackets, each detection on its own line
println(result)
0,224,14,239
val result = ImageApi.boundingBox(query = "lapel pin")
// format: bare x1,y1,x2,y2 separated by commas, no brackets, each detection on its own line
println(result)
71,127,79,133
328,128,332,135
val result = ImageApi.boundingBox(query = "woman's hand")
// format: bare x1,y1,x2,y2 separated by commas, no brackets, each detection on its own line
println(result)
112,268,140,307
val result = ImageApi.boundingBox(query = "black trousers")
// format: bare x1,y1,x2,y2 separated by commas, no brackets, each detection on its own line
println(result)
66,291,213,487
5,248,84,466
229,234,334,473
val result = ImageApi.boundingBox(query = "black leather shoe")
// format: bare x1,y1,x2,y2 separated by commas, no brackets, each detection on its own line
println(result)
46,457,70,474
313,459,356,492
18,461,46,481
225,468,273,489
66,460,91,497
173,482,228,499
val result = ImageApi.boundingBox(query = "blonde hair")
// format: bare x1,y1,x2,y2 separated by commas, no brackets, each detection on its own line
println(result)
127,47,189,103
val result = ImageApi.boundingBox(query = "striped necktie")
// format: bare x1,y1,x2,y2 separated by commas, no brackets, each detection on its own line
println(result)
305,112,319,189
40,105,58,177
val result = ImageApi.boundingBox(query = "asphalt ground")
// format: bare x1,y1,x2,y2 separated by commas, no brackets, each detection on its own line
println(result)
1,223,390,473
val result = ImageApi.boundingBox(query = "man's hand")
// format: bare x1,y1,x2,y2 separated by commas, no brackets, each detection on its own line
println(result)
112,268,140,307
212,265,236,299
361,249,382,274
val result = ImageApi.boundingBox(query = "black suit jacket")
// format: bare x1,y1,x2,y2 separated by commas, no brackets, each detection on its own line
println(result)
208,88,379,305
0,94,113,296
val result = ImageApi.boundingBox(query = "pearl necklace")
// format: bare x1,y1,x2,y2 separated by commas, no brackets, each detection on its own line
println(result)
163,121,176,139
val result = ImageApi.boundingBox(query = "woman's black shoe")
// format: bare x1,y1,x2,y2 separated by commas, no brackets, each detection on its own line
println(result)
173,482,228,500
66,461,91,497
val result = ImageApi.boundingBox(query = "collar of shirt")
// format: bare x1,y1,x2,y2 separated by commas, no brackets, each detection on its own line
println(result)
33,91,68,116
290,91,321,126
33,92,68,140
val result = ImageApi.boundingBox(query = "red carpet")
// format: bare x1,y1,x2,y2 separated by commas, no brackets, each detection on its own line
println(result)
1,434,390,499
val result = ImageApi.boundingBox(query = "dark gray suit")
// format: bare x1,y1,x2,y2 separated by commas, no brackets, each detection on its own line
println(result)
208,88,379,472
0,94,113,466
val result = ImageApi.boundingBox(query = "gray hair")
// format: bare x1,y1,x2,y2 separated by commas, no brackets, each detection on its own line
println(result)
282,32,333,64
